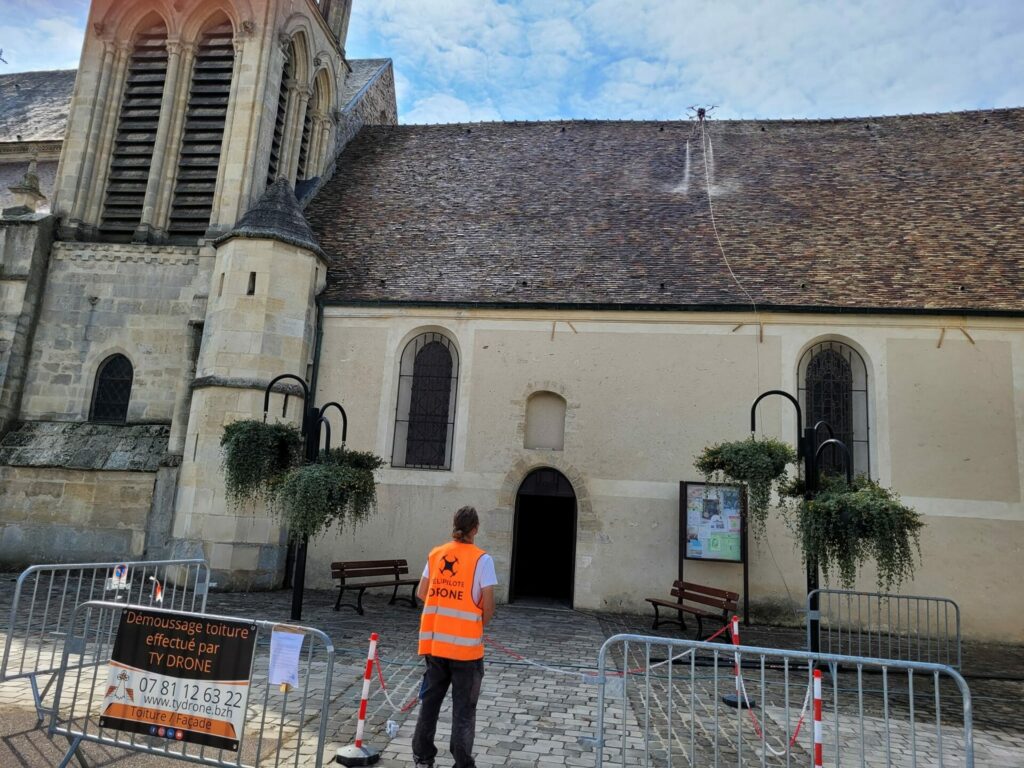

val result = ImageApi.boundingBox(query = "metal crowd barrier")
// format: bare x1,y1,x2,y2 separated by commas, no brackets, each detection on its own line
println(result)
808,589,962,669
589,633,974,768
50,600,336,768
1,558,209,720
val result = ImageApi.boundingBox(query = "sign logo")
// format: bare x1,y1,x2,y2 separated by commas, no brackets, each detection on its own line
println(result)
105,670,135,702
440,556,458,576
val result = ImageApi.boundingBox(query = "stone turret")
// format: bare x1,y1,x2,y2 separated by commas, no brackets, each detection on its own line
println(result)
169,180,327,588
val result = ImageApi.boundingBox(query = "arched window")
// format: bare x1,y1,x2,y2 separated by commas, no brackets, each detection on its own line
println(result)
799,341,870,477
168,15,235,238
99,17,169,239
90,354,134,424
392,332,459,469
525,391,567,450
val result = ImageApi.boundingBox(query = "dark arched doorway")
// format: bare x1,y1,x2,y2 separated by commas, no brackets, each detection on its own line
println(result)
510,468,576,606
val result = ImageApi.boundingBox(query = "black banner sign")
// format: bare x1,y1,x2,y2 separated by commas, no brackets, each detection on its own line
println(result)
98,608,258,751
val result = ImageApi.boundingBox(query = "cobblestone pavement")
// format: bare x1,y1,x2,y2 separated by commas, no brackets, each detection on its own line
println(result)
1,578,1022,767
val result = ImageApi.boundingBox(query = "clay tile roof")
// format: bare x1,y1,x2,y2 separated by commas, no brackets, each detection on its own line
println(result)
0,70,77,144
217,178,325,257
307,109,1024,315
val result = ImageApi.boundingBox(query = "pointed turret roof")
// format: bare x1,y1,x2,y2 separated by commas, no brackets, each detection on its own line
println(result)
215,179,325,257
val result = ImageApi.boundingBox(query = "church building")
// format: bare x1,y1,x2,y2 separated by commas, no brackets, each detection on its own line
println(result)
1,0,1022,641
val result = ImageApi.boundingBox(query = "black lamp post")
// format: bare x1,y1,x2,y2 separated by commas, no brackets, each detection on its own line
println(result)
749,390,853,654
263,375,348,622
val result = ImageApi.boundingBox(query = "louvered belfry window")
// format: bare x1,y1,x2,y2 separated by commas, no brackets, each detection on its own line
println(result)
296,103,314,180
99,20,169,239
266,47,293,186
392,333,459,470
168,19,235,238
90,354,134,424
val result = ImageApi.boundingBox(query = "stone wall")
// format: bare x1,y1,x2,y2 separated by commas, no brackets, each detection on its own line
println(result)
18,241,201,423
306,306,1024,641
0,465,155,566
0,421,171,568
0,214,53,437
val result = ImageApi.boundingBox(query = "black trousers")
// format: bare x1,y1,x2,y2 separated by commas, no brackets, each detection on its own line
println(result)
412,654,484,768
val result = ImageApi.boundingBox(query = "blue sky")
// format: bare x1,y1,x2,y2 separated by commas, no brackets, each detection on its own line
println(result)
2,1,1022,123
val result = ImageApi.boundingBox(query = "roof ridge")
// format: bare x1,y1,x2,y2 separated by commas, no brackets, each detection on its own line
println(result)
378,106,1024,129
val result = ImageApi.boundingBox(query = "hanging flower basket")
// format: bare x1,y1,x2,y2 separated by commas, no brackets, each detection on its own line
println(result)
272,449,385,540
694,437,798,538
220,423,386,541
791,475,923,590
220,420,303,506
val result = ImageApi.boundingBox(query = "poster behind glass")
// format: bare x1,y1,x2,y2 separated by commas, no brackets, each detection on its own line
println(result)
683,482,743,562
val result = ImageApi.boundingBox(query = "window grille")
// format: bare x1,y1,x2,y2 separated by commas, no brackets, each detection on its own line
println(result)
266,45,293,186
90,354,134,424
168,19,234,238
99,20,168,239
799,341,870,477
392,333,459,470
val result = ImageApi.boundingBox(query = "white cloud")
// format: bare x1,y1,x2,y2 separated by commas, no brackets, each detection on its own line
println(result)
0,1,88,71
403,93,502,124
3,1,1021,122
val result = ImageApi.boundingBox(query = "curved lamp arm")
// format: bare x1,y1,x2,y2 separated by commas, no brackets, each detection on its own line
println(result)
750,390,803,456
812,420,834,439
263,374,309,425
813,438,854,486
319,402,348,448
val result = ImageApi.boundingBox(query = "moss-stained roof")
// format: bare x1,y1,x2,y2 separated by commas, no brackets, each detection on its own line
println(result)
0,70,76,144
0,422,171,472
308,109,1024,315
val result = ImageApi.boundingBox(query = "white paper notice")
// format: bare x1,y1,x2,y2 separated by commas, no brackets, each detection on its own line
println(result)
269,630,304,688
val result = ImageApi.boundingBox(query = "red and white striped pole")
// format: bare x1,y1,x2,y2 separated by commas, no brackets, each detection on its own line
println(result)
813,668,823,768
721,615,753,709
335,633,381,766
731,616,741,701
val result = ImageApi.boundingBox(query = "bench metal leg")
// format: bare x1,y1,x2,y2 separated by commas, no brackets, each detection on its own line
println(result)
694,616,705,641
334,585,345,611
388,584,399,605
406,582,418,609
356,587,367,616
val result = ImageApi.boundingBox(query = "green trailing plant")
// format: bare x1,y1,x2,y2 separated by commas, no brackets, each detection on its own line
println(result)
220,422,385,540
220,420,303,505
791,474,923,591
260,450,385,540
694,437,798,538
271,461,379,541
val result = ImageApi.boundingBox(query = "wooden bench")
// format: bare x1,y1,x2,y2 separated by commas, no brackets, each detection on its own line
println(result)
645,580,739,639
331,559,420,615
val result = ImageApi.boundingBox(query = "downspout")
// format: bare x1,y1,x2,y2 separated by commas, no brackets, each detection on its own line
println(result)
309,297,326,404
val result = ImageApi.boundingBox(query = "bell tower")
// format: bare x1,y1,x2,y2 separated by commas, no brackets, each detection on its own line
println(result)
52,0,350,245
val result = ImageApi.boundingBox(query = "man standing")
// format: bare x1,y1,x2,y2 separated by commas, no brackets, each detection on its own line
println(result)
413,506,497,768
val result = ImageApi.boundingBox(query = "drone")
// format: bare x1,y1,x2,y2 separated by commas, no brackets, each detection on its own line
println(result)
688,105,718,123
0,49,8,65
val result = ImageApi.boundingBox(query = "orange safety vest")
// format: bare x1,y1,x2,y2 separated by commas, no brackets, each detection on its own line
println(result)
418,541,486,660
